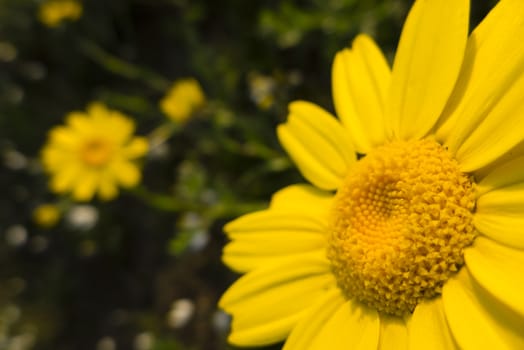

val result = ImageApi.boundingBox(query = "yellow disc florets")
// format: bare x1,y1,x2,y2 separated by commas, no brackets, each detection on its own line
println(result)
80,138,114,167
327,139,476,316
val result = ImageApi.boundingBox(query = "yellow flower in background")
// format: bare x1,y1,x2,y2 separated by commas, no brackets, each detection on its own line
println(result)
160,78,205,123
220,0,524,349
41,103,148,202
38,0,83,27
33,204,61,228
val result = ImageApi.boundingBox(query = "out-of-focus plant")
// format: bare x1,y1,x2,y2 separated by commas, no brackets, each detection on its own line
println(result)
41,103,149,201
38,0,82,28
32,204,61,229
160,78,206,124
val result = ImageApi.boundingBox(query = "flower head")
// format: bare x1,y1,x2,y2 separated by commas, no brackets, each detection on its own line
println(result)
220,0,524,348
160,78,205,123
38,0,83,27
33,204,61,228
41,103,148,201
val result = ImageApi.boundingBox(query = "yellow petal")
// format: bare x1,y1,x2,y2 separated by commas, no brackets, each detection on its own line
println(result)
123,137,149,159
475,184,524,248
465,237,524,319
66,111,98,137
110,160,141,187
437,0,524,157
71,170,98,201
455,70,524,171
107,110,135,143
378,315,408,350
283,290,379,350
442,269,524,350
269,184,333,214
332,34,390,153
47,126,80,148
474,214,524,249
477,183,524,215
42,147,73,172
388,0,468,140
223,243,326,274
476,156,524,196
98,174,118,201
87,102,110,120
219,252,334,346
225,209,327,238
223,210,327,272
408,298,457,350
50,163,81,193
277,101,355,190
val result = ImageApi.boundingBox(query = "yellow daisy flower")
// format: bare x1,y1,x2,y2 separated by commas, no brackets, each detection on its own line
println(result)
41,103,149,202
38,0,83,28
160,78,206,124
220,0,524,349
33,204,61,228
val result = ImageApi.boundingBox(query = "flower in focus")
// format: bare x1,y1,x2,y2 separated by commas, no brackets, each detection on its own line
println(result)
32,204,61,229
220,0,524,349
160,78,206,123
38,0,83,27
41,103,149,201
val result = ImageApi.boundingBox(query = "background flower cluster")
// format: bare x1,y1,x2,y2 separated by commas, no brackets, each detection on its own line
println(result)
0,0,496,349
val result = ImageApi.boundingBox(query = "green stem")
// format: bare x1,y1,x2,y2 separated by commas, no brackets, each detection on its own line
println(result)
129,185,266,218
77,38,171,92
129,185,187,212
146,122,180,151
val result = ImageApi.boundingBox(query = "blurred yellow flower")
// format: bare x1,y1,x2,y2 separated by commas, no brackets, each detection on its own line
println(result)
41,103,149,201
38,0,83,27
160,78,205,123
33,204,60,228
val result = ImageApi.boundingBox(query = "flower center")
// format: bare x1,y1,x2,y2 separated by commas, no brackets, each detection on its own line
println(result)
327,139,476,316
80,138,113,167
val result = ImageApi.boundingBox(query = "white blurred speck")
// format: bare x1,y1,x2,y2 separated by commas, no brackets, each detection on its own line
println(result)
287,70,303,86
0,42,17,62
3,150,27,170
20,62,46,81
167,299,195,329
188,230,209,252
179,212,201,230
200,189,218,205
211,310,231,334
133,332,154,350
3,305,20,324
147,141,169,160
66,205,99,231
5,333,35,350
96,337,116,350
5,225,27,247
4,85,24,104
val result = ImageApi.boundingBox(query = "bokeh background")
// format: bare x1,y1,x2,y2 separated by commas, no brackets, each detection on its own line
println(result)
0,0,498,349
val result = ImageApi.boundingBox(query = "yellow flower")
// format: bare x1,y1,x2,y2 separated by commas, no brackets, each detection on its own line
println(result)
38,0,83,27
160,78,206,123
33,204,61,228
41,103,148,201
220,0,524,349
